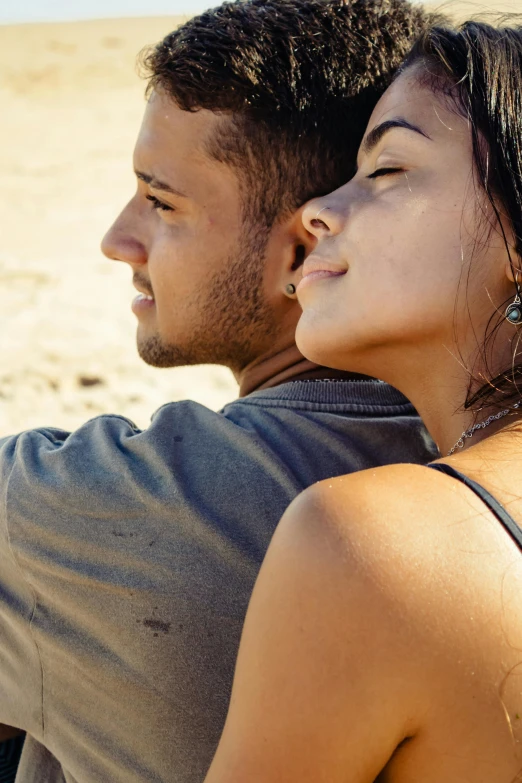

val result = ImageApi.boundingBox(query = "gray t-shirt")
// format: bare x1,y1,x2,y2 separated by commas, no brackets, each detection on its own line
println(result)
0,380,436,783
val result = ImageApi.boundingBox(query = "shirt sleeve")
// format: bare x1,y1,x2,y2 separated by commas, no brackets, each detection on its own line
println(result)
0,415,143,737
0,431,45,735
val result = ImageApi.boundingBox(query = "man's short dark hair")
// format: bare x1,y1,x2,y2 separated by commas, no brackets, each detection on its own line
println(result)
142,0,428,228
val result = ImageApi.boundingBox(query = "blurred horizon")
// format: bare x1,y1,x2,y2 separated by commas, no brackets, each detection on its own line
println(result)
0,0,209,25
1,0,517,25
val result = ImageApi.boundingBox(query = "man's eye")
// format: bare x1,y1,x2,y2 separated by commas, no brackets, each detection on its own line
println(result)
367,167,403,180
146,194,174,212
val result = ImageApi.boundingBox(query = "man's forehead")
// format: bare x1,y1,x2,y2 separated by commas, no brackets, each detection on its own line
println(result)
132,92,242,205
135,91,224,166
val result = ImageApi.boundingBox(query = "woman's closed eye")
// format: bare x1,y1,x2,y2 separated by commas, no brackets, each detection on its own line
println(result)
367,167,404,179
146,194,175,212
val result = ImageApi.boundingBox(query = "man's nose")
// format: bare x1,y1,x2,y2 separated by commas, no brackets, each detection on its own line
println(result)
101,209,147,266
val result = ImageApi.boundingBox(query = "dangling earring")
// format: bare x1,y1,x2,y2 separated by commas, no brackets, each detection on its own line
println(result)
285,283,296,297
505,271,522,324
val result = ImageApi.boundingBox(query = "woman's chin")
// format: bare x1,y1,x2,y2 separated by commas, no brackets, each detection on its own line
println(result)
296,315,389,376
296,321,352,371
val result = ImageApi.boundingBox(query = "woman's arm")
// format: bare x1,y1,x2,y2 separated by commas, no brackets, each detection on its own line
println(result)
205,476,424,783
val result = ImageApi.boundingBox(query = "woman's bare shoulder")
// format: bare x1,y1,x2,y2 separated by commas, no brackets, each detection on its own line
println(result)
286,462,450,543
282,460,522,646
273,463,457,662
288,460,502,543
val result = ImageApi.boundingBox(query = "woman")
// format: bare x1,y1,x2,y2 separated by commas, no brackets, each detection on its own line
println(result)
204,19,522,783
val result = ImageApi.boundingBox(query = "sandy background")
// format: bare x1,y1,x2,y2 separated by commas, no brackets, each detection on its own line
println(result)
0,5,520,437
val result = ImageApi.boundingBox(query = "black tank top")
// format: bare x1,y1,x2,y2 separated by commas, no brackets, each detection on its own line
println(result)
429,463,522,551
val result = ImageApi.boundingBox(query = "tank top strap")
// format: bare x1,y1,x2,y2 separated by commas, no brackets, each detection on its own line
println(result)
428,462,522,551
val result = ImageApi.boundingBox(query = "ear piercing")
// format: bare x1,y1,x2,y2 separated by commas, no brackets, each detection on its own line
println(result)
505,295,522,324
506,271,522,324
315,207,329,220
285,283,296,296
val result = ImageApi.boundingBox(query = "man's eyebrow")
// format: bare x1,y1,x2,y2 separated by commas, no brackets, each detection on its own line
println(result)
135,170,187,198
361,118,432,157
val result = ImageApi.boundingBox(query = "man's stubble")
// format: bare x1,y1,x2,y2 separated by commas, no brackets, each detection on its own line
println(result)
137,222,279,374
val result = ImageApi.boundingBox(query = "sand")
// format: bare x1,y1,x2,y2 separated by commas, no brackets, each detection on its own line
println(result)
0,16,239,438
1,6,521,437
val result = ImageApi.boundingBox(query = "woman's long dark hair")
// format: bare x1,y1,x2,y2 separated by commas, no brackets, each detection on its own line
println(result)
401,20,522,414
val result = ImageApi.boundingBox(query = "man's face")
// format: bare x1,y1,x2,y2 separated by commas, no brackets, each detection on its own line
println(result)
102,91,278,373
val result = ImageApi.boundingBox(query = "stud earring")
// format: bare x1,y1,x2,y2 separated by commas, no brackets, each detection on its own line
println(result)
285,283,296,296
506,271,522,325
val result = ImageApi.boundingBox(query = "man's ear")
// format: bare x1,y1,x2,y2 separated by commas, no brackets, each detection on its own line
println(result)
291,243,307,272
270,205,318,300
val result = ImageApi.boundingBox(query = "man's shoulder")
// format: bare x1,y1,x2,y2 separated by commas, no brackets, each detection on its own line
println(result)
0,384,435,524
1,401,227,458
0,403,221,508
0,395,307,513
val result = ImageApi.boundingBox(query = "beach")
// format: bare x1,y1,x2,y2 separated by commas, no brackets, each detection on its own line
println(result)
0,16,238,437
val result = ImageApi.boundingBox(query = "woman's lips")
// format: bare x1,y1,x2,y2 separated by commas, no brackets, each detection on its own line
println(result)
296,268,346,293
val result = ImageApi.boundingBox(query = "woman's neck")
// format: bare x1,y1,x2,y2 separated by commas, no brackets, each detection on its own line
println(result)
369,341,508,457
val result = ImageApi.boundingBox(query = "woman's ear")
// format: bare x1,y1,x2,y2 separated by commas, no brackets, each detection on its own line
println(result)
505,255,522,285
496,215,521,285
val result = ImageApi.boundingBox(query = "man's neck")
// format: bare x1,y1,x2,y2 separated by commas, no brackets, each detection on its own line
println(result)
237,344,370,397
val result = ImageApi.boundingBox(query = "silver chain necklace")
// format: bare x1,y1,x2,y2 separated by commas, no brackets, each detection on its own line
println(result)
447,402,521,455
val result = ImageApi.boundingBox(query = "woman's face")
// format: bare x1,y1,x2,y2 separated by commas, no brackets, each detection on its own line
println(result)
296,69,512,378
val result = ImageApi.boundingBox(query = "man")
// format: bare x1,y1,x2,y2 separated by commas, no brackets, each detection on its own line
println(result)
0,1,436,781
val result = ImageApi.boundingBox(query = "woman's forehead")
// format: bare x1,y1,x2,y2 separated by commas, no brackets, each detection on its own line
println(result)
364,70,468,146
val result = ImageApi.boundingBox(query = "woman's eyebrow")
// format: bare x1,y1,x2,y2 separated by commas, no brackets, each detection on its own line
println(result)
361,118,432,157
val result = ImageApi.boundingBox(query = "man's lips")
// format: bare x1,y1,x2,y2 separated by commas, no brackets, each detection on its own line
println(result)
132,278,155,314
132,292,155,315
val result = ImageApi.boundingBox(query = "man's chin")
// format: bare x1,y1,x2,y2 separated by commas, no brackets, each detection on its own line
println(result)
137,334,200,368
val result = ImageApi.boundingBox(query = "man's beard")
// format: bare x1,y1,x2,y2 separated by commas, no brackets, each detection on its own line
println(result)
137,222,279,373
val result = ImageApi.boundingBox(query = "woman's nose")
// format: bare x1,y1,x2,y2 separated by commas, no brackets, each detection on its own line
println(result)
101,207,147,267
302,197,346,238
